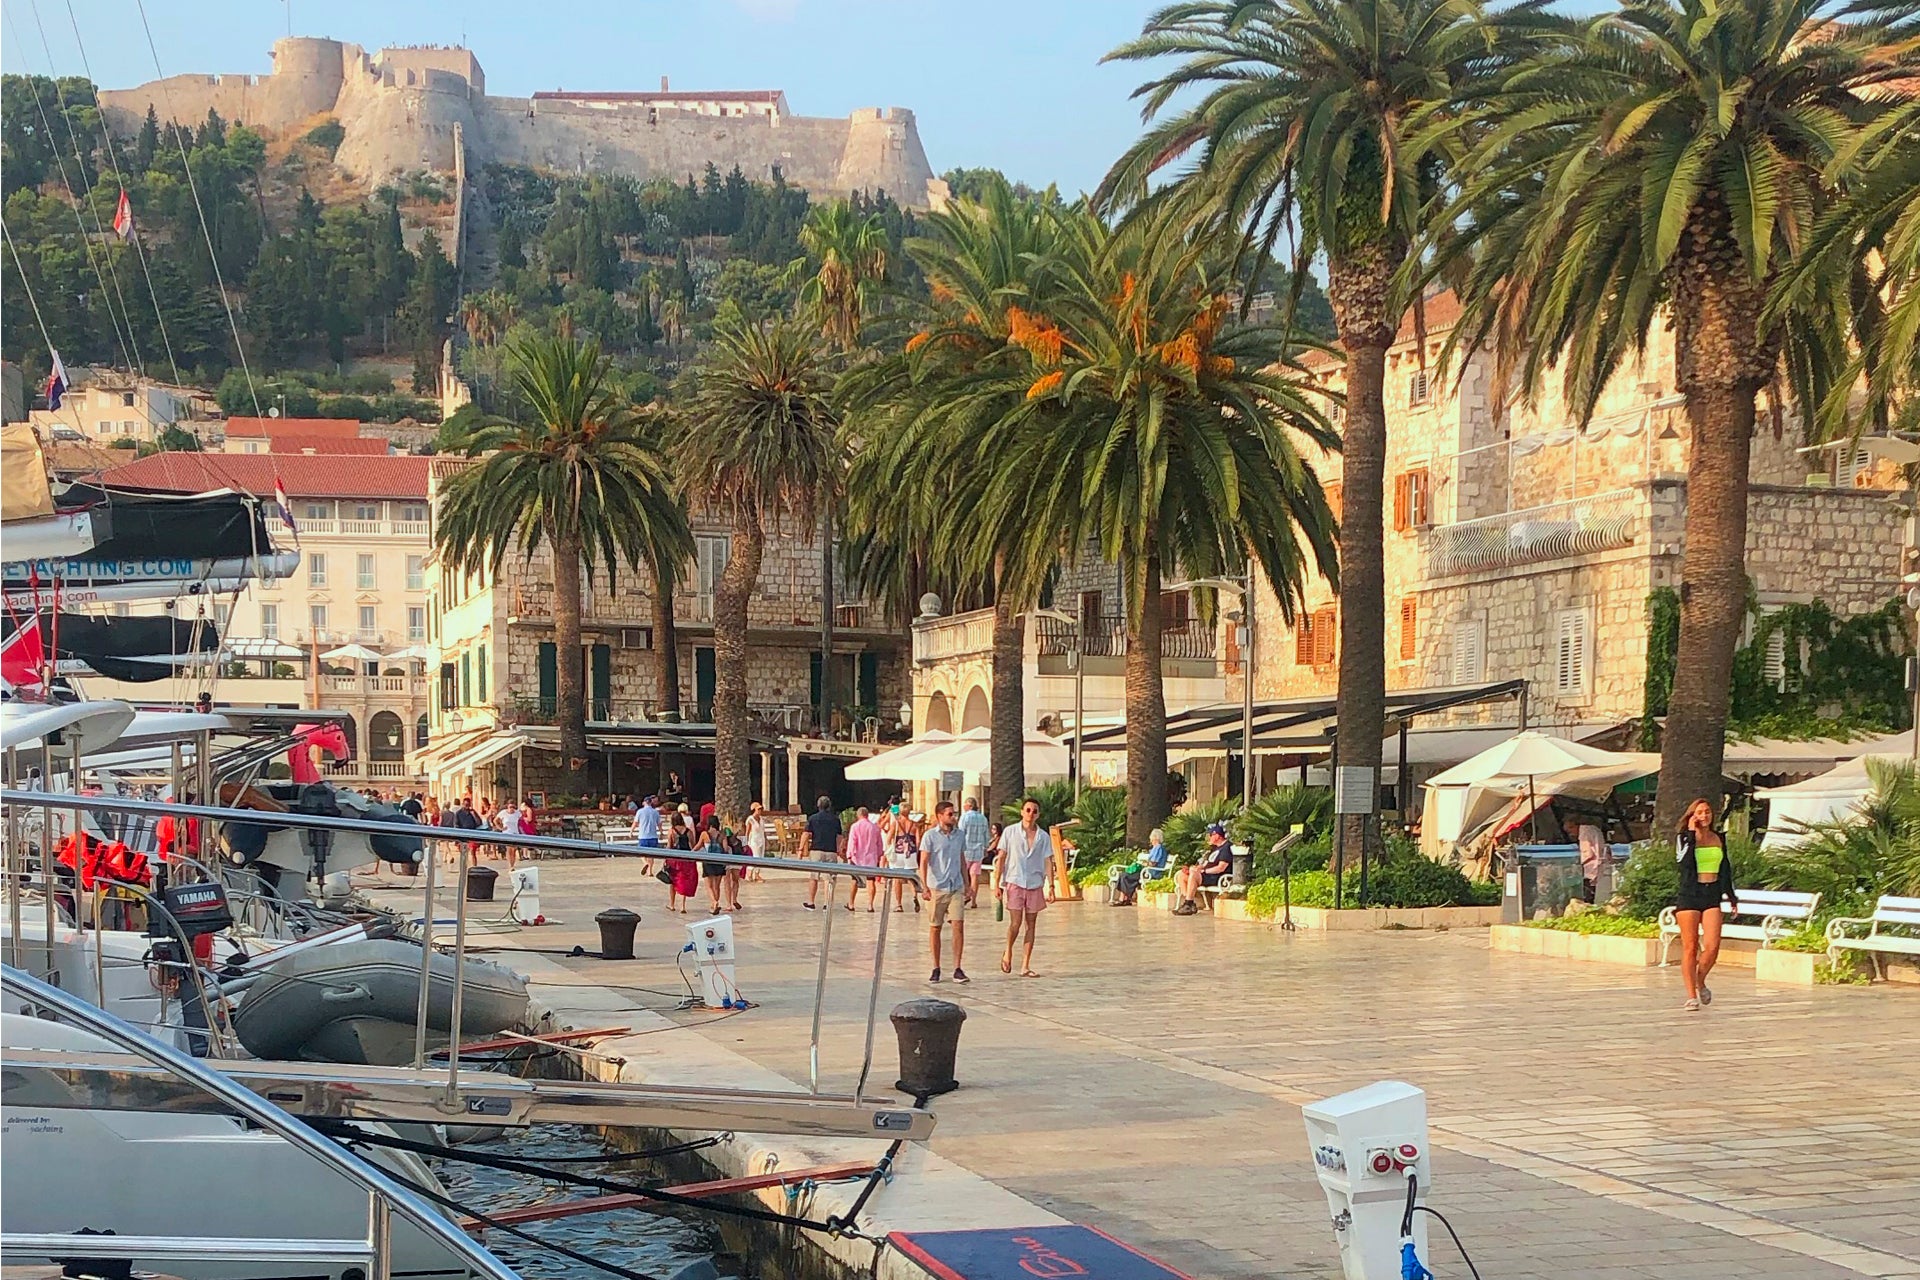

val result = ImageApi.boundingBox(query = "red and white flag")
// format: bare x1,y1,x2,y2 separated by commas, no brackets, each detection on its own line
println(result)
274,477,298,536
112,189,135,241
1,617,46,694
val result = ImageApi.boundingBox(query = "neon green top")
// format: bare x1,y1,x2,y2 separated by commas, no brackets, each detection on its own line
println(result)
1694,842,1724,875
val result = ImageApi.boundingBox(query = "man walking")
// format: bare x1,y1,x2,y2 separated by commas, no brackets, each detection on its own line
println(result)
799,795,844,910
920,800,974,983
997,797,1050,977
957,796,990,885
845,805,883,911
633,793,663,875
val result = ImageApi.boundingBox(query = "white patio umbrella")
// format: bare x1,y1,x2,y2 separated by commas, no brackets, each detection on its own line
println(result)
844,729,957,781
320,642,384,664
1425,730,1629,842
224,637,305,660
384,644,433,663
939,726,1072,781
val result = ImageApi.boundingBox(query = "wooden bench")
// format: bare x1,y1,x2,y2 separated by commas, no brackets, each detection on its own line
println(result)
1657,888,1822,965
1826,894,1920,980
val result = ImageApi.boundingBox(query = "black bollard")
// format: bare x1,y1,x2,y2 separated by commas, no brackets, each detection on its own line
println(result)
891,997,966,1097
464,864,499,901
594,907,641,960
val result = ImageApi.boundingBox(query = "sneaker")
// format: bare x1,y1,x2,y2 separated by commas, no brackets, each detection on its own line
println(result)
1700,985,1713,1006
1173,901,1198,916
929,968,942,983
1683,997,1700,1011
803,902,816,911
953,968,970,984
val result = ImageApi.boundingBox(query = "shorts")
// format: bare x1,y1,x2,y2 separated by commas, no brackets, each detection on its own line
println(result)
1003,884,1047,914
812,846,839,863
930,889,967,926
637,837,661,849
1200,870,1226,888
1674,878,1727,914
701,861,728,879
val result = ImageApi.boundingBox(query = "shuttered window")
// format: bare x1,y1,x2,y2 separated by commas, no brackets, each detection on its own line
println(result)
1312,606,1337,666
1325,482,1343,522
1554,608,1590,696
1392,469,1430,531
1161,589,1192,634
537,641,558,714
1409,369,1432,406
1295,612,1315,665
1450,619,1485,685
1400,596,1418,662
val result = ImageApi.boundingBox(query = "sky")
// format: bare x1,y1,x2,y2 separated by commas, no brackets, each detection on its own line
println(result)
2,0,1168,197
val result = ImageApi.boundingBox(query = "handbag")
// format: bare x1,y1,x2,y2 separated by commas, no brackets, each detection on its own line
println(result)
655,867,674,886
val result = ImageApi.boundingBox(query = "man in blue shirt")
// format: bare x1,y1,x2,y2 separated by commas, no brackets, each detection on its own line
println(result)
957,796,990,879
919,800,975,983
633,795,663,848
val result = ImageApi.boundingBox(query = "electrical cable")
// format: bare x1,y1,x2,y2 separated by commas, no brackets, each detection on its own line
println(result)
1401,1172,1482,1280
319,1122,865,1237
1413,1207,1482,1280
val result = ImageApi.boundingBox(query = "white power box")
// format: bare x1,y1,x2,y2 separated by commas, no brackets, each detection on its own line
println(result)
1302,1080,1431,1280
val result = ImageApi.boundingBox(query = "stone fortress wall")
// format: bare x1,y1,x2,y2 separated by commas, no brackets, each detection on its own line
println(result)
97,36,943,206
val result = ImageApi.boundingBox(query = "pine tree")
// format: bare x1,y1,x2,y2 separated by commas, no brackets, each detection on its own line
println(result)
673,242,694,304
136,106,159,170
637,283,660,349
498,219,526,269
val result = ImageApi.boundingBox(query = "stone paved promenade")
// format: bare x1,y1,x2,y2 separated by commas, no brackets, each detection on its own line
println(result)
394,858,1920,1279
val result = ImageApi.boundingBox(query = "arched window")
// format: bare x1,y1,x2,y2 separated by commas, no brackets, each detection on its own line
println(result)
368,711,406,761
415,714,431,749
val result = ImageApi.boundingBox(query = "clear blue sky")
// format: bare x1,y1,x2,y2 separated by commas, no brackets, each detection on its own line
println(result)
3,0,1168,197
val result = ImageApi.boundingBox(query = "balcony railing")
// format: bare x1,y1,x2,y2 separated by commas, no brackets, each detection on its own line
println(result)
913,607,997,664
326,759,414,780
1425,487,1642,577
268,516,429,540
1034,612,1218,661
320,674,428,697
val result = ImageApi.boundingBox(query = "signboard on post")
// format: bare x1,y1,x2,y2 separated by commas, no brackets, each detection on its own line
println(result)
939,769,964,794
1334,766,1376,815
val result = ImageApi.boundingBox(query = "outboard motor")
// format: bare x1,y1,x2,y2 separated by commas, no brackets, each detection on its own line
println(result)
147,879,236,1059
294,783,341,888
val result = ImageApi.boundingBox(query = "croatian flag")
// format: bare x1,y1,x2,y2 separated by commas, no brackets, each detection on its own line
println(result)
112,189,135,241
275,476,298,536
1,617,46,694
44,349,67,411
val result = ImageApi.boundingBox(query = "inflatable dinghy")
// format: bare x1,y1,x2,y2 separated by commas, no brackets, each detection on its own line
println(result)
216,783,425,902
233,937,529,1064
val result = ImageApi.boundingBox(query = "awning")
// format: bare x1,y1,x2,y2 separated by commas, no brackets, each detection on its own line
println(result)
1722,731,1912,777
845,730,957,781
225,637,306,660
413,725,495,774
1079,680,1529,753
1755,752,1907,852
437,731,527,779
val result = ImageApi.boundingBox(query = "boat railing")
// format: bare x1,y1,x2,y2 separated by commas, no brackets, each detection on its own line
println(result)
1,963,520,1279
4,788,921,1103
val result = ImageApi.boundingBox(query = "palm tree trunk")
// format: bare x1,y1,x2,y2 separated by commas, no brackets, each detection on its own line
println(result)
1655,221,1768,831
713,513,764,824
552,532,589,793
1327,247,1399,879
651,558,682,722
1125,554,1169,847
989,555,1026,814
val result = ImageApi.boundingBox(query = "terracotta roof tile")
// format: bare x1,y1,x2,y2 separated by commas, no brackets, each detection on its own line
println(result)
223,417,364,438
267,434,391,456
100,452,430,501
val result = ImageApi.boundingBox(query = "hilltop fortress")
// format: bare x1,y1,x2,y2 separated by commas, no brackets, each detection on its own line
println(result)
99,37,945,207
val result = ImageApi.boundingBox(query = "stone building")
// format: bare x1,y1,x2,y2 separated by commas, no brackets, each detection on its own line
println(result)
910,294,1908,807
27,371,194,444
420,458,909,808
96,451,436,789
99,37,946,208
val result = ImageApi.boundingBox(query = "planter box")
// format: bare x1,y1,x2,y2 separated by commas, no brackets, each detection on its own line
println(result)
1145,893,1496,930
1490,924,1660,967
1755,949,1819,986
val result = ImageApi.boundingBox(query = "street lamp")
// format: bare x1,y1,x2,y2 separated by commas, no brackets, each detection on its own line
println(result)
1167,570,1257,810
1032,607,1085,804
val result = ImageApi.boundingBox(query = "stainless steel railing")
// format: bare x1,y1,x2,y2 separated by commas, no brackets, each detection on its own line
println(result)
1,963,519,1280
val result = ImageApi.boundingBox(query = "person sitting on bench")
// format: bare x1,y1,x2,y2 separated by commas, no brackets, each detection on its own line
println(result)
1173,824,1232,916
1112,828,1167,906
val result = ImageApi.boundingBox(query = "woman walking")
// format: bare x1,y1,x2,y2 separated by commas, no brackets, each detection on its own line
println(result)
1674,798,1738,1011
666,815,699,914
699,818,729,915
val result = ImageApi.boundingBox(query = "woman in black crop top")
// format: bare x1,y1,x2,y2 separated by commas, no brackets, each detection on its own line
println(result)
1673,798,1738,1012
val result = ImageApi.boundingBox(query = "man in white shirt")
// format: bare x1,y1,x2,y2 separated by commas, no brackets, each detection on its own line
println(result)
996,797,1051,977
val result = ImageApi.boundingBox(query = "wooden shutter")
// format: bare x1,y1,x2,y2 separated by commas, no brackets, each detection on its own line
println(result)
1161,589,1191,634
590,643,612,719
1392,474,1410,531
1400,597,1418,662
1325,482,1343,522
1313,606,1337,666
1449,620,1484,685
1554,609,1588,695
537,641,557,714
1295,612,1315,665
1409,468,1430,527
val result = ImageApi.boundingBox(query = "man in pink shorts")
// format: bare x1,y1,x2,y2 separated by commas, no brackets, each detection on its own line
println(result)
844,805,884,911
997,796,1052,977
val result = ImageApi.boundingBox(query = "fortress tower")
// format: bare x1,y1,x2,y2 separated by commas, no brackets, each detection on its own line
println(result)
96,37,941,206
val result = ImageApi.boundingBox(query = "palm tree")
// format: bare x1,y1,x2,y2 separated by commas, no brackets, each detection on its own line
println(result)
1003,204,1341,843
639,407,688,722
435,334,692,787
840,178,1076,809
794,200,891,352
460,289,517,346
1100,0,1545,860
1441,0,1910,829
678,318,843,822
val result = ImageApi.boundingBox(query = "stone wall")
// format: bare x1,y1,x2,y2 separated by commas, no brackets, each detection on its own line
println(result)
98,35,939,204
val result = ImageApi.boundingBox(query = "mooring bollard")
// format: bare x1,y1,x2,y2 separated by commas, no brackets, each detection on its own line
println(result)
464,864,499,901
890,997,966,1097
594,907,641,960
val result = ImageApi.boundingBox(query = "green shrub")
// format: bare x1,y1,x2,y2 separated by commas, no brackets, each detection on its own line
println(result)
1246,871,1338,917
1772,758,1920,911
1772,924,1830,953
1001,780,1074,829
1067,787,1127,864
1354,856,1498,908
1163,796,1240,866
1520,914,1659,937
1234,785,1331,862
304,119,345,153
1258,832,1331,878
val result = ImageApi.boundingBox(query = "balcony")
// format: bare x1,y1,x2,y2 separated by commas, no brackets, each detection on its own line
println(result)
320,674,428,697
1034,612,1218,664
268,516,430,540
326,759,415,781
913,608,997,665
1424,487,1642,577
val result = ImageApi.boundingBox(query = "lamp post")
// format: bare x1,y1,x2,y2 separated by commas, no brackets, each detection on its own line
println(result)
1168,571,1257,810
1033,607,1084,804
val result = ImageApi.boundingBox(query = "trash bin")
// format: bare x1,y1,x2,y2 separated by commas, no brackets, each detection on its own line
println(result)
595,907,641,961
1230,844,1255,885
464,864,498,901
890,997,966,1098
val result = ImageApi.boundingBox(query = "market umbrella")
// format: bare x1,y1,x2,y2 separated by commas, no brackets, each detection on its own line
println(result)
1425,730,1629,842
844,729,958,781
939,726,1072,781
384,644,433,663
320,642,384,664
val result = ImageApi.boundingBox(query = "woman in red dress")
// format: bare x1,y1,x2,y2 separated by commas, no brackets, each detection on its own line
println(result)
666,815,699,913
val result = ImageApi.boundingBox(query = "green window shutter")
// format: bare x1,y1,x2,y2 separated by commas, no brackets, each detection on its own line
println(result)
477,644,488,703
460,653,471,707
591,644,612,718
858,651,879,711
537,642,557,716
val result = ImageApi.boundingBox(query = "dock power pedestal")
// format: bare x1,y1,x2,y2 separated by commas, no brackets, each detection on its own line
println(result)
1302,1080,1432,1280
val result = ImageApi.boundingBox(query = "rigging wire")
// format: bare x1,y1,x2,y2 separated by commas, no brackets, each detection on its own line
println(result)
129,0,263,417
56,0,181,379
25,0,148,378
3,7,142,380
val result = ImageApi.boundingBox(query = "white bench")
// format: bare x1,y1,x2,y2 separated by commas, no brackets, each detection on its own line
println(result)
1826,895,1920,980
1658,888,1822,965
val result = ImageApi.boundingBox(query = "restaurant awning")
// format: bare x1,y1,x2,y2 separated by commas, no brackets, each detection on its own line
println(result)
1721,731,1911,777
1078,680,1530,753
439,730,527,779
845,730,957,781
